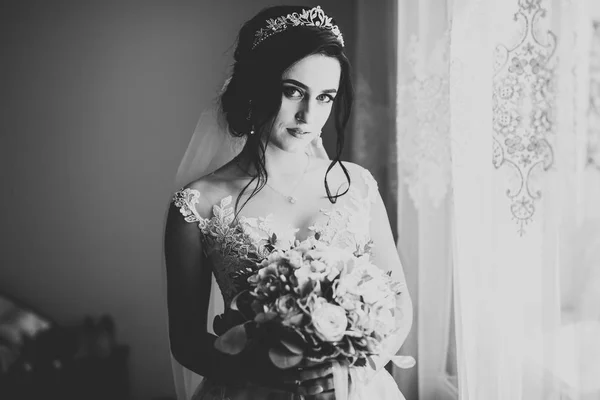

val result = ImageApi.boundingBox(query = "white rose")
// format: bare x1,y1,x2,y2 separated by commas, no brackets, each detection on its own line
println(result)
334,276,362,310
312,248,354,273
294,263,313,287
348,306,375,335
295,259,340,285
311,301,348,342
357,278,388,305
373,307,396,336
284,250,304,269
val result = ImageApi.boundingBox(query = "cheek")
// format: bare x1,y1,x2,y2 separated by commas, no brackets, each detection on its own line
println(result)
278,97,298,120
317,104,334,125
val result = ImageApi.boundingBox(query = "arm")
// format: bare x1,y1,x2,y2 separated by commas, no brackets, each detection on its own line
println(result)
164,193,291,389
164,200,246,385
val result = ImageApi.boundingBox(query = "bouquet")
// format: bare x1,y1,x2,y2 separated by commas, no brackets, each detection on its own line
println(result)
214,237,406,370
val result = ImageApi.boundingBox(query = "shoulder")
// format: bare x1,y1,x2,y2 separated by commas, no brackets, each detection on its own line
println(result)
342,161,376,184
171,173,232,224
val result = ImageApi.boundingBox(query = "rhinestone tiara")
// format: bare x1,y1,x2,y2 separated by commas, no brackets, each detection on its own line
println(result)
252,6,345,50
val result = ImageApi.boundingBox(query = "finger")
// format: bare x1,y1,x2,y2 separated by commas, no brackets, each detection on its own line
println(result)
301,358,327,368
283,362,332,383
307,389,336,400
297,376,334,396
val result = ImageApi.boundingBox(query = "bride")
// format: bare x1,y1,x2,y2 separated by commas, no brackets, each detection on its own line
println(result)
163,5,413,399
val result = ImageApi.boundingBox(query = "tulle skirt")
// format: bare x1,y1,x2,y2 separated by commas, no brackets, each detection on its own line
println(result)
191,367,405,400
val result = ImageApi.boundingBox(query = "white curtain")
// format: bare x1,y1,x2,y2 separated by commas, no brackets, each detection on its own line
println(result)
395,1,456,399
395,0,600,399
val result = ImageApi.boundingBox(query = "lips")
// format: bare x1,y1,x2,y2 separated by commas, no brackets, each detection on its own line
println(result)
287,128,310,137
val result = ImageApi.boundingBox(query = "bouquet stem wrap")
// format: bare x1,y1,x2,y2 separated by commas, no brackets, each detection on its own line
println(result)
331,359,349,400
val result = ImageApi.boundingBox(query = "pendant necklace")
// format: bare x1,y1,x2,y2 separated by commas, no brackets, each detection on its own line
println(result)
265,153,310,204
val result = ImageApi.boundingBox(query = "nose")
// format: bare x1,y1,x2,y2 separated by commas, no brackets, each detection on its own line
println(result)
295,97,312,124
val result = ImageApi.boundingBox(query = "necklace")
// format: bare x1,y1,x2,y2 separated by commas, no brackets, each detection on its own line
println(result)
264,153,310,204
235,153,311,204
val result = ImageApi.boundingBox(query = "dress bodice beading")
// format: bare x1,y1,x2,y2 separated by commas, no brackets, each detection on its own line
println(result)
172,168,379,307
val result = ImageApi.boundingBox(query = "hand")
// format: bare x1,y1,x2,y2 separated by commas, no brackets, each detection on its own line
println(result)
282,359,346,398
305,390,338,400
240,344,291,391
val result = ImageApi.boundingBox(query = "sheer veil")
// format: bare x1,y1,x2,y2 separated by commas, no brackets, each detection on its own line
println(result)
162,90,329,400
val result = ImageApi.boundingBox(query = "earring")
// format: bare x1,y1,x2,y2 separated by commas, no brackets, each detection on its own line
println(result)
246,100,254,135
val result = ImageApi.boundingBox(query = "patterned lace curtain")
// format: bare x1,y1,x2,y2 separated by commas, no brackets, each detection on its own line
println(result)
382,0,600,399
395,1,457,399
450,0,600,398
351,0,457,398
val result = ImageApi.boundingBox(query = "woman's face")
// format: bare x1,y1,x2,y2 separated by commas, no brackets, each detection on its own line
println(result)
265,54,341,153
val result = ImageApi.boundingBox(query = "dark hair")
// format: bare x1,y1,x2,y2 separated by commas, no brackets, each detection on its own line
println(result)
219,5,353,214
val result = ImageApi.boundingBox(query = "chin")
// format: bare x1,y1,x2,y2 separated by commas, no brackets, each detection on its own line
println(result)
273,139,310,154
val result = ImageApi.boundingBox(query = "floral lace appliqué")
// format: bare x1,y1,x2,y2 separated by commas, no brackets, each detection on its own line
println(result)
173,188,203,223
309,169,376,253
171,169,377,305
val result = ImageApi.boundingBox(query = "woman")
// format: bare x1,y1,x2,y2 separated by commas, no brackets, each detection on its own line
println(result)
164,5,413,399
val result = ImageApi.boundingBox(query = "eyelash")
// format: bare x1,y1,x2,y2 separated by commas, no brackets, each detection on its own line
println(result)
283,87,335,104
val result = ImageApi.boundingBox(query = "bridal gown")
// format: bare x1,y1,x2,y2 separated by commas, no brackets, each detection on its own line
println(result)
172,166,406,400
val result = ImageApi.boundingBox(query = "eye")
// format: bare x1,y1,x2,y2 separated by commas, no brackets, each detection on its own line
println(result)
283,86,303,99
317,94,335,104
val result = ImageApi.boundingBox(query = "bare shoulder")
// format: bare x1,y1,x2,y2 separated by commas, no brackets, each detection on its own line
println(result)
177,161,244,219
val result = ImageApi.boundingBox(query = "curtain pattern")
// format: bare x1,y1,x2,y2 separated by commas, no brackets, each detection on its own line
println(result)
450,0,600,399
398,31,451,211
590,22,600,170
492,0,557,236
352,1,600,399
395,1,457,400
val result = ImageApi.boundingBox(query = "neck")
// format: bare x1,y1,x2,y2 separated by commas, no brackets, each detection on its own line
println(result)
237,141,310,180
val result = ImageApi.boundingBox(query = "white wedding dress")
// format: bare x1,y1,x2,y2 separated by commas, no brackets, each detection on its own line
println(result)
171,165,407,400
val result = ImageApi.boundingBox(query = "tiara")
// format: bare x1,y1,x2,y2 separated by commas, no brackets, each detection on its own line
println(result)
252,6,345,50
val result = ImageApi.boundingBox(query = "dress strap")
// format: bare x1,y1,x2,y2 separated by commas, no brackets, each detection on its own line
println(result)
172,188,203,223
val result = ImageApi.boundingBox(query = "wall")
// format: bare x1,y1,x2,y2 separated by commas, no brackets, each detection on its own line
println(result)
0,1,355,399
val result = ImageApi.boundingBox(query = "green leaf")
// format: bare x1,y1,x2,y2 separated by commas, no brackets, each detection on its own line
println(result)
391,355,416,369
367,355,377,370
214,323,248,355
268,345,304,369
254,312,277,323
230,290,246,311
280,338,305,355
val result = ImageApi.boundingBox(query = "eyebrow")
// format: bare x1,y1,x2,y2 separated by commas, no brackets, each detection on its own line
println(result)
282,79,338,94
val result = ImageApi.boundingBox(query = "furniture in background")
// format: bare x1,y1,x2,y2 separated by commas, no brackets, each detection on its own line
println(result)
0,292,130,400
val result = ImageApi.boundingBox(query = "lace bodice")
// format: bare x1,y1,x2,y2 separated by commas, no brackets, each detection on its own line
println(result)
172,168,379,306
